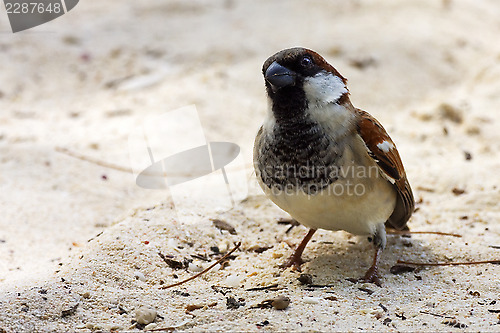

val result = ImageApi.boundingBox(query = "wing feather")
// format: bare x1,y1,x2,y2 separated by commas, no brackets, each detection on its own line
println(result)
356,109,415,229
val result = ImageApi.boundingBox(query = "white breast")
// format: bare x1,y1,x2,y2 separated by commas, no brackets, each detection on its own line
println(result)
257,135,397,236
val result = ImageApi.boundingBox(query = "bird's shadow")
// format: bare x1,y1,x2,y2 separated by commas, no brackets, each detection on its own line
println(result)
300,231,437,286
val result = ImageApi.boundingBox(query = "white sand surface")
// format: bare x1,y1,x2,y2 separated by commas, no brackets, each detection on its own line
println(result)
0,0,499,331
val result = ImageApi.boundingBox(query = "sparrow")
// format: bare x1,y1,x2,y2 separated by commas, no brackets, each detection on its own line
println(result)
253,47,415,285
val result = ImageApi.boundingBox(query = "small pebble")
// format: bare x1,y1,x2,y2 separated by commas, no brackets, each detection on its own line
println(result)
303,296,321,304
271,296,290,310
135,306,157,325
225,275,242,288
86,323,101,330
144,323,158,331
272,252,284,259
188,262,204,272
108,325,123,331
185,304,203,312
167,238,178,248
134,271,146,282
214,207,226,213
218,240,230,253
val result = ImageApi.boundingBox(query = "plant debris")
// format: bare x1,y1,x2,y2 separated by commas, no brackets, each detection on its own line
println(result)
277,218,300,233
245,283,280,292
420,311,455,319
185,302,217,313
395,312,407,320
302,284,335,290
251,299,273,309
61,303,79,318
212,285,233,295
160,242,241,290
158,253,186,270
390,264,416,274
226,296,245,309
442,319,467,329
172,290,190,297
191,254,210,262
247,245,273,253
383,318,392,326
398,259,500,266
211,219,237,235
358,287,374,295
277,218,299,226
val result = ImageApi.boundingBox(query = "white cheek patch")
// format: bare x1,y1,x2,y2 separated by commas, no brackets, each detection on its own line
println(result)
377,140,394,153
303,71,348,106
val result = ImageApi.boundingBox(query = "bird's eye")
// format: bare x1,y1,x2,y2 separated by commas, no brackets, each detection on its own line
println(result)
300,56,313,67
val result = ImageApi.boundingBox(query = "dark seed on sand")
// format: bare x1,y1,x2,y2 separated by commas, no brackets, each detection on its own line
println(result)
298,273,313,285
390,264,416,274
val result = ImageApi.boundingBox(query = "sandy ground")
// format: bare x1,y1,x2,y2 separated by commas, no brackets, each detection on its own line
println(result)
1,0,500,331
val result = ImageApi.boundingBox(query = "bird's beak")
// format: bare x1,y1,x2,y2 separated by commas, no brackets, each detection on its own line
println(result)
265,61,296,92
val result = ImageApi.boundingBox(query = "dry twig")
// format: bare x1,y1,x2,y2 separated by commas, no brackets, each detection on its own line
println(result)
160,242,241,289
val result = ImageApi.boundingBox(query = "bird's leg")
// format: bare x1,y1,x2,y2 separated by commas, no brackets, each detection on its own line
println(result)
281,228,317,271
357,224,386,286
359,246,383,286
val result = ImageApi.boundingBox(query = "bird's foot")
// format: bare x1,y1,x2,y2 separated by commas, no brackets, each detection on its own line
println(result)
280,254,304,271
358,265,382,287
347,266,382,287
280,228,317,272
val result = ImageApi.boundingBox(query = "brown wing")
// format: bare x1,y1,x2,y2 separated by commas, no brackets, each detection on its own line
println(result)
356,109,415,230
